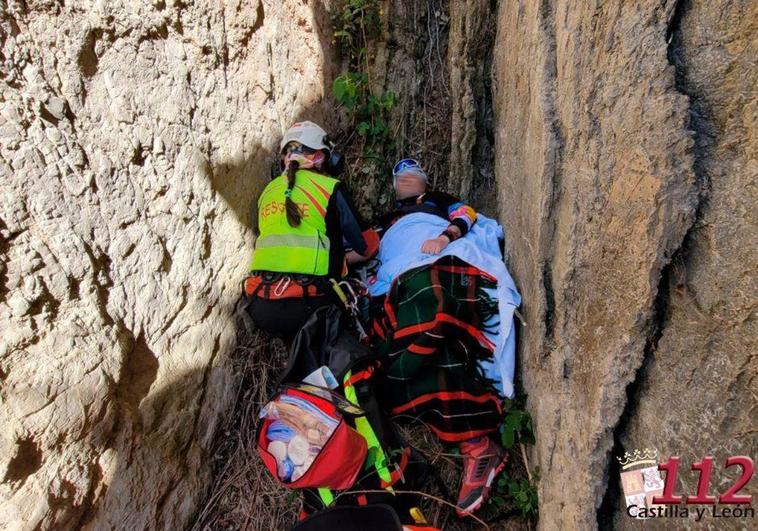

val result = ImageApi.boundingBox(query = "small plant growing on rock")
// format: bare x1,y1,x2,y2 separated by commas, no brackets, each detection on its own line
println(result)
500,401,535,449
496,469,540,517
328,0,399,219
331,0,382,65
332,72,396,156
484,396,540,520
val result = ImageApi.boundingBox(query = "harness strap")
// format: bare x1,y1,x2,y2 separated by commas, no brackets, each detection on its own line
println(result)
343,367,374,387
245,272,328,300
317,487,334,506
243,275,265,298
343,370,393,487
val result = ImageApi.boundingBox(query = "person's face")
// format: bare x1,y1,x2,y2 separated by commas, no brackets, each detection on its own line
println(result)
394,172,427,199
282,142,325,169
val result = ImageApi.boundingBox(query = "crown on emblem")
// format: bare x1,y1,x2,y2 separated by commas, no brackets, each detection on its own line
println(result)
617,448,659,469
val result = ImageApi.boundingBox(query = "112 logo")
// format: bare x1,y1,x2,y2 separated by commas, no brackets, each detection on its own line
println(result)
654,456,753,504
619,449,755,520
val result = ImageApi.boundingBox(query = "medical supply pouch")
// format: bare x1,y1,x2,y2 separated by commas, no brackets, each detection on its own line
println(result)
257,384,367,490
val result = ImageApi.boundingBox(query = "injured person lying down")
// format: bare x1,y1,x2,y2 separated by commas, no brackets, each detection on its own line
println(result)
368,158,522,517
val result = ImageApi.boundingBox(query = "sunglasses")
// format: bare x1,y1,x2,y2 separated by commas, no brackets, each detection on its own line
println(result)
392,158,422,177
283,142,318,156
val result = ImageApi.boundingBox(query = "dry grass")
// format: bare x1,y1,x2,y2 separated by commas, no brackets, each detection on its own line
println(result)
392,423,534,531
190,314,535,531
190,325,301,531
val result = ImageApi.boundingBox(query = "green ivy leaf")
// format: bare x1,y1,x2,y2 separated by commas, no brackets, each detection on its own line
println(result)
372,120,387,136
332,77,348,102
520,414,535,444
501,412,519,448
383,91,396,109
367,95,379,111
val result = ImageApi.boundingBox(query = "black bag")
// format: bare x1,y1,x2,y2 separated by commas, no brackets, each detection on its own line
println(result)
277,305,371,386
291,504,402,531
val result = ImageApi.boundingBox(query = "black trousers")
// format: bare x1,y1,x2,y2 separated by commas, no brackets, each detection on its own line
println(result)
245,295,332,342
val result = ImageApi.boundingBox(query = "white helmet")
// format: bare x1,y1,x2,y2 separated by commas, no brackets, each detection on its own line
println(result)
280,121,331,153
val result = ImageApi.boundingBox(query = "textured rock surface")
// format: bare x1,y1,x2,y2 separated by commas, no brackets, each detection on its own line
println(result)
368,0,453,197
448,0,496,204
447,0,478,198
0,0,337,529
614,1,758,528
494,0,699,528
365,0,496,213
494,0,756,529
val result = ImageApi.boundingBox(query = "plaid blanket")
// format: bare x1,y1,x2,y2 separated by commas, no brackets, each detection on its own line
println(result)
372,256,503,443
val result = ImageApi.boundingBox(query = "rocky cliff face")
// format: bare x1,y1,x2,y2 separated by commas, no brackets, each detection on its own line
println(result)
613,1,757,528
0,1,338,529
493,0,755,529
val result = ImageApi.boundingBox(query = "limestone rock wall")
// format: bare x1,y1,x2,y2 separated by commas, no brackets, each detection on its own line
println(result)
493,0,755,529
0,1,337,529
615,1,757,528
493,0,692,528
448,0,496,204
368,0,453,197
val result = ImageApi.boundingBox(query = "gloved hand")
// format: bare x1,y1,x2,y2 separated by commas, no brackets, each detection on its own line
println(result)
421,235,450,255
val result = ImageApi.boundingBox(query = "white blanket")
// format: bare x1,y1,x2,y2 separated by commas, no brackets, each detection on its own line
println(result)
369,213,521,397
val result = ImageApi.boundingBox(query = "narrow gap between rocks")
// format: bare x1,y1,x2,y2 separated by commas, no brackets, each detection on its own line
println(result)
191,2,533,530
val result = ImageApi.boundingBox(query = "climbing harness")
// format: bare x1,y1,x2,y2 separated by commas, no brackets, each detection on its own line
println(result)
244,272,329,300
330,278,369,339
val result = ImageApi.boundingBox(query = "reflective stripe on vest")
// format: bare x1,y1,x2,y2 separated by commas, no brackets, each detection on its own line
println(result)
250,170,338,275
255,233,330,250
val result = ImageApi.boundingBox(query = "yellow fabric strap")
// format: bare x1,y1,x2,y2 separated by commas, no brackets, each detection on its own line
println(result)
317,487,334,506
343,371,393,485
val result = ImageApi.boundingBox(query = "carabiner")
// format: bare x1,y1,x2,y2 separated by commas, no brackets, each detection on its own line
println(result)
273,275,291,297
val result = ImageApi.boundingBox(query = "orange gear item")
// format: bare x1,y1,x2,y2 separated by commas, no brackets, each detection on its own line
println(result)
362,228,381,258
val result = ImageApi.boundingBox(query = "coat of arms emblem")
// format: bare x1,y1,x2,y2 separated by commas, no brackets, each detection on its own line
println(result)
618,448,664,518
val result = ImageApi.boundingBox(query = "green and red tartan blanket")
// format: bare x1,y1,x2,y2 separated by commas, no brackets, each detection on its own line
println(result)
371,256,504,443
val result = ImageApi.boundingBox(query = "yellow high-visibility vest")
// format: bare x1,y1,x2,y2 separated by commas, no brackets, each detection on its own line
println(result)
250,169,338,275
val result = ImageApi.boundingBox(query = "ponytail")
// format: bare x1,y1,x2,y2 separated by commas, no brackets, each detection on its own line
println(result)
284,160,302,227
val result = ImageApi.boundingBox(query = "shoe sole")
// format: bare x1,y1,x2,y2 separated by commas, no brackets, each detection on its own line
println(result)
456,454,508,517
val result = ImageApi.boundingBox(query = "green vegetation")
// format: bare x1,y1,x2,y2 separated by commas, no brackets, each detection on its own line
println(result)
330,0,397,172
500,401,535,449
331,0,382,65
487,396,540,518
332,73,396,155
496,471,540,517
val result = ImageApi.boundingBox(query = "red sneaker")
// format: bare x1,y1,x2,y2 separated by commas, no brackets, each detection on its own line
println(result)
456,437,508,517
